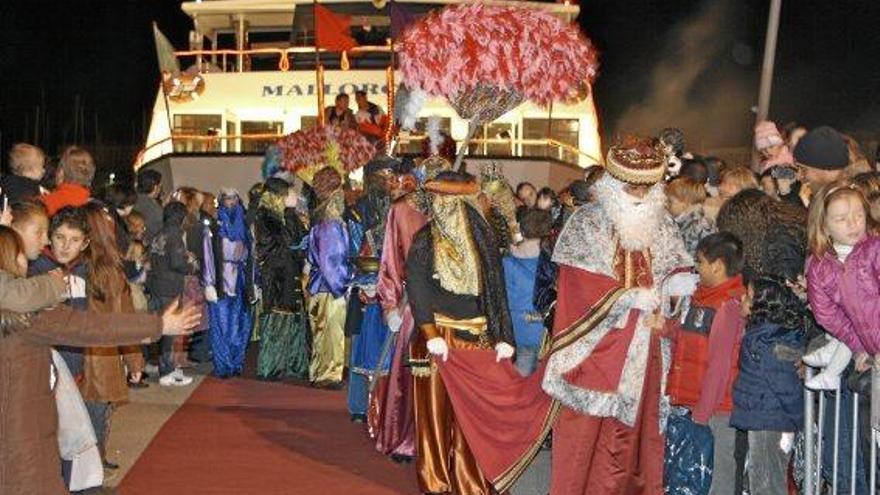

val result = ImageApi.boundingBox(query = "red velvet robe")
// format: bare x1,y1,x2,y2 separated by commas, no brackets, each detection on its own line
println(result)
370,196,427,457
549,263,665,495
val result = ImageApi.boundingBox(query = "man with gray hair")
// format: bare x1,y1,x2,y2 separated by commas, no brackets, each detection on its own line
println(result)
1,143,46,203
41,146,95,216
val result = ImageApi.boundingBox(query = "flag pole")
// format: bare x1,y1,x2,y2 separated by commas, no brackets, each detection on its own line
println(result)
752,0,782,170
384,20,396,156
314,0,326,126
153,22,177,151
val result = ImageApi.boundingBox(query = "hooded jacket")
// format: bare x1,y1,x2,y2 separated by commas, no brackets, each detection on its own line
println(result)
806,235,880,354
730,322,805,432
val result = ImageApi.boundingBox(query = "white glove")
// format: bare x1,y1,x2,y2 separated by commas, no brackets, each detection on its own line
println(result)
631,288,659,313
665,272,699,298
386,309,403,334
779,432,795,454
204,285,218,303
495,342,515,362
426,337,449,362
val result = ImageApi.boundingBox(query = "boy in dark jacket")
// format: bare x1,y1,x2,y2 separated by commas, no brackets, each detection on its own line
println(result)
666,232,747,495
28,206,91,375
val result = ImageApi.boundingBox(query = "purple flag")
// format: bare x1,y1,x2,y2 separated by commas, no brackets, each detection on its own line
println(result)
389,0,417,40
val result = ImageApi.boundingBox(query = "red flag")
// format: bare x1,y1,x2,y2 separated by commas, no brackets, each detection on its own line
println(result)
314,4,357,52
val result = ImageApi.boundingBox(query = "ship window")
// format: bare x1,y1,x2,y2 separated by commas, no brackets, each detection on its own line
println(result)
522,118,579,164
172,114,222,153
473,123,515,157
226,121,237,152
241,121,284,153
398,117,452,156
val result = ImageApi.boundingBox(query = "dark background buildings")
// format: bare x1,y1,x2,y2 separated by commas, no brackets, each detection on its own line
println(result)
0,0,878,177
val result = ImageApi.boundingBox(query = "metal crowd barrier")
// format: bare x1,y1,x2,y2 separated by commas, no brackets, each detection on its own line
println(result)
802,366,879,495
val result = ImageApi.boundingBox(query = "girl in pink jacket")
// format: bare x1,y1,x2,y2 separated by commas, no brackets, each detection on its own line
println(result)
805,181,880,390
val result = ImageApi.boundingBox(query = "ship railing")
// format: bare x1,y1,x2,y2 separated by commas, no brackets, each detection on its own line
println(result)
174,45,393,73
801,365,879,495
135,133,600,169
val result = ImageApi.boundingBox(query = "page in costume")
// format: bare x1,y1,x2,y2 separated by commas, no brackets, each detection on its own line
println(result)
307,169,351,386
254,178,311,381
370,194,427,458
206,190,254,378
347,159,395,418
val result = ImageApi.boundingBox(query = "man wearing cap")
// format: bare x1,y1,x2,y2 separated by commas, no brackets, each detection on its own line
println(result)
404,170,516,495
793,125,850,193
545,138,693,494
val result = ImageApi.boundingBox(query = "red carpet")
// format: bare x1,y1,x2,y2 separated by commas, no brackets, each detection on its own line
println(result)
118,377,419,494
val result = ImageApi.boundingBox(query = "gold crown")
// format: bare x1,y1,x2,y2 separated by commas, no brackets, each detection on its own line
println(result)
605,139,667,185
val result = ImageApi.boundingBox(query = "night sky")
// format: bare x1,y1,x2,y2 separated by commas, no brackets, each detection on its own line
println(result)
1,0,878,174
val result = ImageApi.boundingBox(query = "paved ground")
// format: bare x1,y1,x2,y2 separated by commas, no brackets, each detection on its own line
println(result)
512,450,551,495
104,364,208,489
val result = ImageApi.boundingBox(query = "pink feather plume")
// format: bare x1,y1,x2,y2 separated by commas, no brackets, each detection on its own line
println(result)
397,3,599,108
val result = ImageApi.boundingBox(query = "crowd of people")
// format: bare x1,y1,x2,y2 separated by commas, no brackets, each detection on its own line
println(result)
0,118,879,495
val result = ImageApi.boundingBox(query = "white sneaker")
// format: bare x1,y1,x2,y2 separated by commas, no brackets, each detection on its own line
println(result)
803,342,837,367
805,371,841,391
159,371,194,387
144,364,159,374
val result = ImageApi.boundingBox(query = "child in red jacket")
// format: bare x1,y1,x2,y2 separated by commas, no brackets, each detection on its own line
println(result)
667,232,747,494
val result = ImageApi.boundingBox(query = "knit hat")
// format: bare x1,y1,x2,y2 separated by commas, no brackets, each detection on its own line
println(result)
754,121,784,150
793,126,849,170
218,187,241,200
605,138,667,185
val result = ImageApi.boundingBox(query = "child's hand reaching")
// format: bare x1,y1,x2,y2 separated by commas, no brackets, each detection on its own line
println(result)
785,275,808,302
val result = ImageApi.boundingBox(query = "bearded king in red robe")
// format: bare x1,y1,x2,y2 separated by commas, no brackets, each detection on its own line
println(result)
544,139,693,494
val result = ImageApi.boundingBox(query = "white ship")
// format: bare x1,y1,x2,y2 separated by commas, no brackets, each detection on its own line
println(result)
137,0,603,195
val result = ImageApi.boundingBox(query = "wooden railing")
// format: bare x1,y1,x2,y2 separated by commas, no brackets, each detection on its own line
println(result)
176,45,393,72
